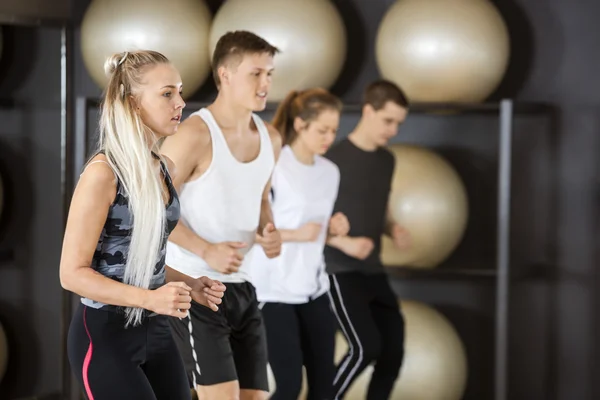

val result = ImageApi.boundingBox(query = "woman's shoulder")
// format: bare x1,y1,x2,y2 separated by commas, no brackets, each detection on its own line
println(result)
80,153,118,193
315,154,340,177
84,153,116,178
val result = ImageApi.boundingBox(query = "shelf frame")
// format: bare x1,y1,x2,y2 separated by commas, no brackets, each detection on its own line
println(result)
494,99,513,400
82,96,552,115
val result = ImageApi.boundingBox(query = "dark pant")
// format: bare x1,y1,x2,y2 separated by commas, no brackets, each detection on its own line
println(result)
169,281,269,390
328,272,405,400
261,293,337,400
67,303,191,400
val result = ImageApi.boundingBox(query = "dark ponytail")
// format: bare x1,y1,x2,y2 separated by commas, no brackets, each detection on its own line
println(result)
272,90,300,145
271,88,342,145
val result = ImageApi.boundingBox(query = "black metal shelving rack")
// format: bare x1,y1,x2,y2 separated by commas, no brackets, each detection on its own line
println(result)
75,96,553,400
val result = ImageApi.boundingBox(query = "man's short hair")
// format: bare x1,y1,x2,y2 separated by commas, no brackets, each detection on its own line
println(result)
212,30,279,87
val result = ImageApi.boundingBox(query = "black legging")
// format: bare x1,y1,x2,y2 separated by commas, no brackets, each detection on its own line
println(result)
328,272,405,400
67,303,191,400
261,293,337,400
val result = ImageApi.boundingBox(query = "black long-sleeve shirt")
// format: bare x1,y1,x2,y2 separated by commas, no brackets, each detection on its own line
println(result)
324,138,395,275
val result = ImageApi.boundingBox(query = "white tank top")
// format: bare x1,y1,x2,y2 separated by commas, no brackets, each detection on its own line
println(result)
246,145,340,303
166,108,275,283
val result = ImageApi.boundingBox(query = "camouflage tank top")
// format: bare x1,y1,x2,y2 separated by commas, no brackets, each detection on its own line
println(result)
80,153,180,313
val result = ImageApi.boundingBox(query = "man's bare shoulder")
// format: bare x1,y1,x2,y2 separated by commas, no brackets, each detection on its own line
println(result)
161,154,177,180
263,121,283,150
163,114,211,150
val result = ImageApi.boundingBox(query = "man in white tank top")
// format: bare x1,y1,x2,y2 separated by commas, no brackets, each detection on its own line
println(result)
160,31,283,400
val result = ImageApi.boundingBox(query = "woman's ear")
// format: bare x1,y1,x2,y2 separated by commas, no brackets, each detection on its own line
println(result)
128,95,141,115
293,116,307,133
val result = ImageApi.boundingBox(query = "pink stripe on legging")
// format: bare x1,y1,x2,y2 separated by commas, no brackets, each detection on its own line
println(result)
82,306,95,400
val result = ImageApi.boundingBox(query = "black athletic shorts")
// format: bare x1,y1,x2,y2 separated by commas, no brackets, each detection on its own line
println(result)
169,281,269,390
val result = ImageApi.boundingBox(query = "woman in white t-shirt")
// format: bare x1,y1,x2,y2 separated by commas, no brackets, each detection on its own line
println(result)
248,88,349,399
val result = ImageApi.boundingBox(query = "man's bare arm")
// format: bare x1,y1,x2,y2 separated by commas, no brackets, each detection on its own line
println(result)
257,122,283,232
160,116,214,258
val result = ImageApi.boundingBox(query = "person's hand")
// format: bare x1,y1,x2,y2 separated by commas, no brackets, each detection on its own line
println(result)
256,223,282,258
145,281,192,318
340,236,374,260
191,276,226,311
204,242,247,274
391,224,411,250
297,222,323,242
328,212,350,236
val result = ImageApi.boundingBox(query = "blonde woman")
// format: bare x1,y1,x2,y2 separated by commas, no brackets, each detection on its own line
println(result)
59,50,225,399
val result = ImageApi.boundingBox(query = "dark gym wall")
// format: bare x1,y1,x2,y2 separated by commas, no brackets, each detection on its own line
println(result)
0,0,598,399
0,26,64,398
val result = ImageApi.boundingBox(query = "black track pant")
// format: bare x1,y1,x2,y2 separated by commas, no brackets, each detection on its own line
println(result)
67,303,191,400
261,293,337,400
327,272,405,400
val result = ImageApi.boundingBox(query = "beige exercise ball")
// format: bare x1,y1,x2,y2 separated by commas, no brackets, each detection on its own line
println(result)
375,0,510,103
381,144,468,268
209,0,347,101
0,321,7,383
80,0,212,99
267,363,308,399
336,300,468,400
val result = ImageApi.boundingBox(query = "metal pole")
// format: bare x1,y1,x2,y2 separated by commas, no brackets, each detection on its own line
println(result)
495,99,513,400
59,23,76,400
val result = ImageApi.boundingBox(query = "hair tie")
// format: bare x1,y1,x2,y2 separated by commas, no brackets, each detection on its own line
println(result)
118,51,129,66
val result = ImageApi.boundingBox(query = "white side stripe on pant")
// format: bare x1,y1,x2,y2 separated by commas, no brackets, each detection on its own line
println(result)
187,317,202,387
327,289,352,385
328,275,364,399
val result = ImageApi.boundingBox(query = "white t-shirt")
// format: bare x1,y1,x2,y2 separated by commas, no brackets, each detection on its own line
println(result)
247,145,340,303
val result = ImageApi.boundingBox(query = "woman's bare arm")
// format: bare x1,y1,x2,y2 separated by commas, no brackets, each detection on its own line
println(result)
59,157,151,308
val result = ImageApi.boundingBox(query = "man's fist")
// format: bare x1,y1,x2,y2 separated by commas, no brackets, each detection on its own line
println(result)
204,242,246,274
391,224,411,250
191,276,226,311
257,222,282,258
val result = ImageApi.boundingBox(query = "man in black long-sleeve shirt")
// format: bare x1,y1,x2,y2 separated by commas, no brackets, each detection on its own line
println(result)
325,80,410,400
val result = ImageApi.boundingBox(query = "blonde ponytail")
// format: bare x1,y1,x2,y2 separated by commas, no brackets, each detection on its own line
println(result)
97,50,170,326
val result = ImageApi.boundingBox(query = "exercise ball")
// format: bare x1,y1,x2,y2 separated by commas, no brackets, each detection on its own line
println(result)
336,300,468,400
267,363,308,398
381,144,468,268
209,0,347,101
80,0,212,99
375,0,510,103
0,321,7,383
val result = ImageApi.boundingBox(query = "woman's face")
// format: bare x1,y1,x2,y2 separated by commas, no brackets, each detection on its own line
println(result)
295,108,340,156
136,63,186,138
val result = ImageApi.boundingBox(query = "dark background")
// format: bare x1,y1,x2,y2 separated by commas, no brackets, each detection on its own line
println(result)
0,0,597,399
